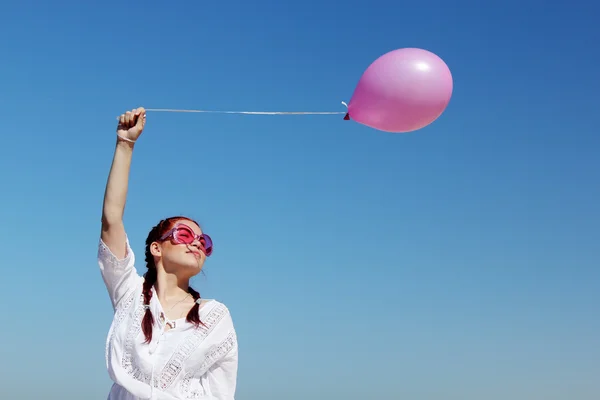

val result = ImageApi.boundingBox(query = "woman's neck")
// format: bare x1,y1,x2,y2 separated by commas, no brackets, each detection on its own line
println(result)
154,268,190,303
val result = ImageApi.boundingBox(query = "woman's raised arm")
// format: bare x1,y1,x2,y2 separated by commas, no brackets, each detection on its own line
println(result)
101,107,146,259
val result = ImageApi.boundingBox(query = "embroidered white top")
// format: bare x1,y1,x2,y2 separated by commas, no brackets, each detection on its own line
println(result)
98,236,238,400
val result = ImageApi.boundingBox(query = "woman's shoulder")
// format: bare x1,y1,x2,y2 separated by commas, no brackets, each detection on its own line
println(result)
198,299,235,326
198,298,230,313
198,299,238,356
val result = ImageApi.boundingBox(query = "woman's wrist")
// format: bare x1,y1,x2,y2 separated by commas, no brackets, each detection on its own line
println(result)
116,134,136,148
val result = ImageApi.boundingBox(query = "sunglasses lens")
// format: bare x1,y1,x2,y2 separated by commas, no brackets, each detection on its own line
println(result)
202,235,213,256
174,226,195,244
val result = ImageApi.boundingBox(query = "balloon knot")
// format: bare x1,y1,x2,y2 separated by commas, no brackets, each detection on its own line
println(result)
343,112,350,120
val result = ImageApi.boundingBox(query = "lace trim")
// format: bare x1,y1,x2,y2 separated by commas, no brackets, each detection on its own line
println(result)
155,303,229,390
198,329,237,375
180,329,237,399
121,294,152,385
106,289,137,364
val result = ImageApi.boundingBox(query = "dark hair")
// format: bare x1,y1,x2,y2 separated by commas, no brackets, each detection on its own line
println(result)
142,216,204,343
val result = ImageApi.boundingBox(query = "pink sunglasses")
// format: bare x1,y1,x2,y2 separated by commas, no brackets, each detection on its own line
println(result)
159,223,213,256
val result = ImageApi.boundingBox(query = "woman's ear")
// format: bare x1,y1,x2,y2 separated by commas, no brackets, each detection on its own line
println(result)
150,241,162,257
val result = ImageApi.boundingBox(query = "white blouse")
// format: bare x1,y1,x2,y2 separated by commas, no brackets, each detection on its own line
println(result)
98,236,238,400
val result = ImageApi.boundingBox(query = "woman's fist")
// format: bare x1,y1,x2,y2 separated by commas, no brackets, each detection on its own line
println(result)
117,107,146,142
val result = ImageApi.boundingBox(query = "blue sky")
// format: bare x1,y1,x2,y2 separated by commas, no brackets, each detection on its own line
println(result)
1,1,599,399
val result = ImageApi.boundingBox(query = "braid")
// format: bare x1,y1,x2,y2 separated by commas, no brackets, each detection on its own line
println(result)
186,287,205,328
140,219,169,344
141,267,157,343
140,217,206,343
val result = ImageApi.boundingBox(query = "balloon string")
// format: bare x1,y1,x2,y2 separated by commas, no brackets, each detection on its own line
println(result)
144,101,349,116
144,108,347,115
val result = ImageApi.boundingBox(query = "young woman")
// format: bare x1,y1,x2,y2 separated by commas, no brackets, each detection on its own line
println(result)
98,107,238,399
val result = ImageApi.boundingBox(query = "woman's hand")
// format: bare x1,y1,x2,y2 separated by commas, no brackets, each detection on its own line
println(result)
117,107,146,142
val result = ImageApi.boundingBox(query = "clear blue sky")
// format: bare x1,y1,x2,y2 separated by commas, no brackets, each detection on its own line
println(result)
1,1,598,399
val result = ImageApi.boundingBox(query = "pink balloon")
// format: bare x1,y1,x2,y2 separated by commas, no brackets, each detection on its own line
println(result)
347,48,453,133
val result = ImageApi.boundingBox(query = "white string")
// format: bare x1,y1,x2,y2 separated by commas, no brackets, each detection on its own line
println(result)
145,108,346,115
143,101,349,116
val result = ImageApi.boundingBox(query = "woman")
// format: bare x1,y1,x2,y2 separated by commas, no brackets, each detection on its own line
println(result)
98,107,238,399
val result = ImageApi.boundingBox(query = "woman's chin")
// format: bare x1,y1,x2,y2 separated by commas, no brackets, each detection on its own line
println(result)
186,258,205,272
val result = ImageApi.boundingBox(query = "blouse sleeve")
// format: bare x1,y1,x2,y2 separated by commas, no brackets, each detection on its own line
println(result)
208,343,238,400
206,306,239,400
97,235,141,310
